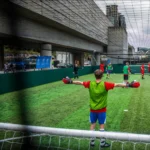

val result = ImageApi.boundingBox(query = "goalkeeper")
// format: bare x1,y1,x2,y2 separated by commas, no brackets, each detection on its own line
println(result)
62,69,140,148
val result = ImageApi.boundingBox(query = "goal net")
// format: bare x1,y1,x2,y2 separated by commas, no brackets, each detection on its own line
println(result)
0,123,150,150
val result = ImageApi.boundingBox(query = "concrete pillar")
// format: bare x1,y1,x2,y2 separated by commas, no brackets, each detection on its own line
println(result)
41,44,52,56
0,42,4,71
91,52,97,66
95,52,100,65
66,52,73,64
69,52,73,64
40,44,52,69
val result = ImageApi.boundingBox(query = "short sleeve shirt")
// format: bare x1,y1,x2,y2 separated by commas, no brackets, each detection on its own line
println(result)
83,81,115,90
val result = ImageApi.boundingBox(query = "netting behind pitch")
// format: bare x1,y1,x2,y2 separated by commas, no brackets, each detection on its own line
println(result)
0,123,150,150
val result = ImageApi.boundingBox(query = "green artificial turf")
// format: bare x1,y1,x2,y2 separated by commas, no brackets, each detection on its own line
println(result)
0,73,150,150
1,74,150,133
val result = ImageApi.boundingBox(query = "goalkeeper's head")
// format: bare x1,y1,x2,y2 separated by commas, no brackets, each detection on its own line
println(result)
94,69,103,79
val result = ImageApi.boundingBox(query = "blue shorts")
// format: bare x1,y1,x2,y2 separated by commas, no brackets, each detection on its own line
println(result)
90,112,106,124
107,70,112,74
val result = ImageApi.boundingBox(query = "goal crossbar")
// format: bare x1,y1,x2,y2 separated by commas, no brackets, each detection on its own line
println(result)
0,123,150,143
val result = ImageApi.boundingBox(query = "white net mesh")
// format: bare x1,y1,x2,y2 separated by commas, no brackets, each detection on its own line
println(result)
0,123,150,150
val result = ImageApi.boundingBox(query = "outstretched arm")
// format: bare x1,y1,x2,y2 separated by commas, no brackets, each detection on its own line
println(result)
105,81,140,90
62,77,91,88
72,81,83,85
114,83,126,87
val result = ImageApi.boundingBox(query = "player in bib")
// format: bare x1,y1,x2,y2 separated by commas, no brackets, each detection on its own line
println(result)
106,63,113,79
62,70,140,148
123,62,130,83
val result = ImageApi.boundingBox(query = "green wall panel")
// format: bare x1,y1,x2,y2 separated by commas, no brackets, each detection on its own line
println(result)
130,65,148,74
112,64,124,73
0,67,92,94
1,64,142,95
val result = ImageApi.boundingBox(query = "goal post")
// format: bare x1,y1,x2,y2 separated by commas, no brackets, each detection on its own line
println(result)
0,123,150,150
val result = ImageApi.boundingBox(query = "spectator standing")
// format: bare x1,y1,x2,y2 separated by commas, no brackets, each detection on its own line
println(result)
4,63,8,73
73,62,79,79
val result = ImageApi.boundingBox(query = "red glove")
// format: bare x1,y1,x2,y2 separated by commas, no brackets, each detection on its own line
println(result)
126,81,140,88
62,77,73,84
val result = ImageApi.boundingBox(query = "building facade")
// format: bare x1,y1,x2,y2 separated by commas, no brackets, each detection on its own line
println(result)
106,5,126,29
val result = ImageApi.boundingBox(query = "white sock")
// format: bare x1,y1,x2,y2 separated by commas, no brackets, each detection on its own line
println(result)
100,129,105,145
90,129,95,141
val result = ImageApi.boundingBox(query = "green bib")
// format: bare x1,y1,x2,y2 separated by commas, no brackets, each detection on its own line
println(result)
123,65,129,74
108,65,112,70
89,81,108,110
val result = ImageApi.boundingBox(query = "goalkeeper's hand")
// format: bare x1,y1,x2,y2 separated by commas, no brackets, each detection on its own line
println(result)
62,77,73,84
126,81,140,88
